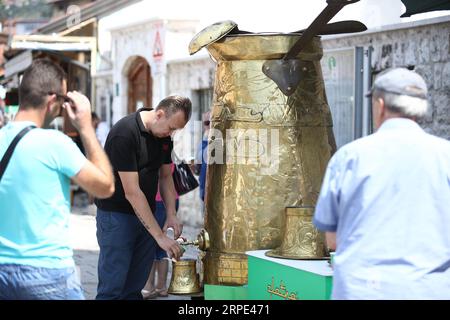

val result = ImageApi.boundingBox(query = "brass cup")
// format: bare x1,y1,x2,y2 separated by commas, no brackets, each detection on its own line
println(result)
168,259,201,295
266,206,328,260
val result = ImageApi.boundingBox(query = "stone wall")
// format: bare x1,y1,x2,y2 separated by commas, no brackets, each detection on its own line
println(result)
322,16,450,140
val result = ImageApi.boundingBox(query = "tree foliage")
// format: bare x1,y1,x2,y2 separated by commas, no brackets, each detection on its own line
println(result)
0,0,52,21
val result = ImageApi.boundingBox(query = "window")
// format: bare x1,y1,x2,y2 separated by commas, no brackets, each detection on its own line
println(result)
321,47,369,148
195,88,213,121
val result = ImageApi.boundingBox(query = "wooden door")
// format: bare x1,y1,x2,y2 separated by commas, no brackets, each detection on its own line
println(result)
127,57,152,114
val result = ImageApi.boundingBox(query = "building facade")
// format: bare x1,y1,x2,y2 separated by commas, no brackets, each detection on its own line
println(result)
321,15,450,141
108,18,197,123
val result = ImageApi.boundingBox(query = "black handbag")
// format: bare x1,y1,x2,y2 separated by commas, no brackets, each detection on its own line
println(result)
172,161,199,195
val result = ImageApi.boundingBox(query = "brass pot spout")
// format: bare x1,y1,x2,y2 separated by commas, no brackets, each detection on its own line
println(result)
178,229,210,251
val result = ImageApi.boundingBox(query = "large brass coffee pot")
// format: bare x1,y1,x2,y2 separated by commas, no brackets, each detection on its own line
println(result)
189,22,337,286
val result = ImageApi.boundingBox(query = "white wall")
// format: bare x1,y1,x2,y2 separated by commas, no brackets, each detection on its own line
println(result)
108,18,198,123
167,56,216,160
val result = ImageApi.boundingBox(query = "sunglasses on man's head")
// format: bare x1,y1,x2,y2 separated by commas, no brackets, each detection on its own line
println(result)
47,92,75,117
48,92,72,103
48,92,76,111
203,121,210,126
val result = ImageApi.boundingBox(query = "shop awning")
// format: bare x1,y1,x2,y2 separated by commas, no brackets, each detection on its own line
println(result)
4,50,33,79
10,35,95,51
10,41,92,51
4,35,96,80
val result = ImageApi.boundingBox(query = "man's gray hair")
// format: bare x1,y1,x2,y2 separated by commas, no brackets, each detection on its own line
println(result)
373,89,428,118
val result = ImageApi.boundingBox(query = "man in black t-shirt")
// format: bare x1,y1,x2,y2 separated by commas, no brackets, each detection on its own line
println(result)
95,95,191,300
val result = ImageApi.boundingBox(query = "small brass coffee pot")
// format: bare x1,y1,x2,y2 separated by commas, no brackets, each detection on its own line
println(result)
167,229,209,295
168,259,201,295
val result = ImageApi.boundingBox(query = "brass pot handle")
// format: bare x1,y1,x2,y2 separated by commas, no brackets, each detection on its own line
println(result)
291,20,366,35
262,0,361,96
231,20,366,36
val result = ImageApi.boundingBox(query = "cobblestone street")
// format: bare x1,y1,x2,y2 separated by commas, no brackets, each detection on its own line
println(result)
69,191,204,300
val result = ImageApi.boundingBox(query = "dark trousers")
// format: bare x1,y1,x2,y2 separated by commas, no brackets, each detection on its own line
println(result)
96,209,156,300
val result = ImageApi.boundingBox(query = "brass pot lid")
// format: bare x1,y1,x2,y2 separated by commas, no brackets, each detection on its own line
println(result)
265,248,329,261
188,20,237,55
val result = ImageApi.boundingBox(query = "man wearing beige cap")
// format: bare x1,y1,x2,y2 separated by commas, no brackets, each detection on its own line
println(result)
313,68,450,299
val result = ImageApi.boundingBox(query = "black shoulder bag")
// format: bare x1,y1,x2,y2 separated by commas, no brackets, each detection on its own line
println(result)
0,125,36,182
172,152,199,196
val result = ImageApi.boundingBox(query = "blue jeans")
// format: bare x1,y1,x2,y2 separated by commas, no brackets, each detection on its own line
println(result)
0,264,84,300
154,200,179,260
96,209,156,300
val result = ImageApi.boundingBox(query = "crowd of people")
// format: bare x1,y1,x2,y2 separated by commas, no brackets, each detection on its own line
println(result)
0,59,449,300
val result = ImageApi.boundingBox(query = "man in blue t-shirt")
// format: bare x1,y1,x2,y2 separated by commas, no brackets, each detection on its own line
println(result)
0,59,114,300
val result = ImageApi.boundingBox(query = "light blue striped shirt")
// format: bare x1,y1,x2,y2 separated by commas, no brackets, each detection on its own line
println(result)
314,118,450,299
0,121,86,269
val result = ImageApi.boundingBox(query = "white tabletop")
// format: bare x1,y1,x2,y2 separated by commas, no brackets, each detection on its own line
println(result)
246,250,333,276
